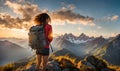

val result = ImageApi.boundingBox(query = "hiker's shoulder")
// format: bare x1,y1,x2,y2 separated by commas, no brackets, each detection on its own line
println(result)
46,24,52,27
46,24,52,28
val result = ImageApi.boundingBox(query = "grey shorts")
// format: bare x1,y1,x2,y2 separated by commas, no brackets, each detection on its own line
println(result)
36,48,49,56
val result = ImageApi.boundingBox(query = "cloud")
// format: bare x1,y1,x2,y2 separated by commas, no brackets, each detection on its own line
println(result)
51,7,94,26
96,15,119,23
18,0,25,3
0,1,42,29
111,33,118,37
103,15,119,21
67,4,76,10
97,26,102,29
0,13,23,29
61,2,75,10
5,1,40,21
111,15,119,21
52,19,66,25
0,0,96,30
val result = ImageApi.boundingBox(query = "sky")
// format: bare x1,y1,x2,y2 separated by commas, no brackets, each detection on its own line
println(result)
0,0,120,38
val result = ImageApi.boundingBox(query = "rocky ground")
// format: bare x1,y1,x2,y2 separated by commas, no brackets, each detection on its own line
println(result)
17,56,117,71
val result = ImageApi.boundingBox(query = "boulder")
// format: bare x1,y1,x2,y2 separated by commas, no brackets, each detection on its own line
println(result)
77,56,116,71
46,60,61,71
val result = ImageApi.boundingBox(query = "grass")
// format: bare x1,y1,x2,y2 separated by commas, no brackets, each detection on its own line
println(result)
0,63,15,71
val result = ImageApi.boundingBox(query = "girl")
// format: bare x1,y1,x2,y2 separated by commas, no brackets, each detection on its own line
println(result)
34,13,53,71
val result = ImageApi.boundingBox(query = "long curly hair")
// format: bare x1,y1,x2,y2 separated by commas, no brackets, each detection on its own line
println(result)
34,13,51,25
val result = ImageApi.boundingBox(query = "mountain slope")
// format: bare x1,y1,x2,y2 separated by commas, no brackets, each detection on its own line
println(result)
0,38,29,48
52,33,108,57
95,34,120,65
0,40,31,66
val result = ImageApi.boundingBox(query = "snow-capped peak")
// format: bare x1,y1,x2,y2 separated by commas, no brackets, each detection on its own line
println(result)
62,33,94,44
78,33,89,40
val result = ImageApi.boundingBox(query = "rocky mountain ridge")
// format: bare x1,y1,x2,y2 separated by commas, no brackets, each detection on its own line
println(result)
51,33,109,57
95,34,120,65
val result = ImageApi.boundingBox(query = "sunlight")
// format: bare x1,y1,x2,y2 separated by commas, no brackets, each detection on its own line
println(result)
0,27,28,39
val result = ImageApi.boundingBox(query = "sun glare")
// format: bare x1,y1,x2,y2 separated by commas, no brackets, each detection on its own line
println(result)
0,27,28,39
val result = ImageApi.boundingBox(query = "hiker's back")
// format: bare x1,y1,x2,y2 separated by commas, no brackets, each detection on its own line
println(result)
28,25,47,49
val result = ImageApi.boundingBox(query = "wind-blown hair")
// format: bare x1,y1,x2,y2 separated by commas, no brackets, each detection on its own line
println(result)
34,13,51,25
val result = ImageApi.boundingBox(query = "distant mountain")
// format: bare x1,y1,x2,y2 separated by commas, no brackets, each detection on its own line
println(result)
0,38,29,48
51,33,108,56
52,35,86,57
61,33,94,44
85,36,108,54
50,48,82,60
95,34,120,65
89,36,106,45
78,33,90,40
0,40,31,66
62,33,78,44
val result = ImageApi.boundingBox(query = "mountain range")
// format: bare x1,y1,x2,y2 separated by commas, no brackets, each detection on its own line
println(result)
0,38,29,49
52,33,109,56
0,33,120,71
0,40,31,66
52,33,120,65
